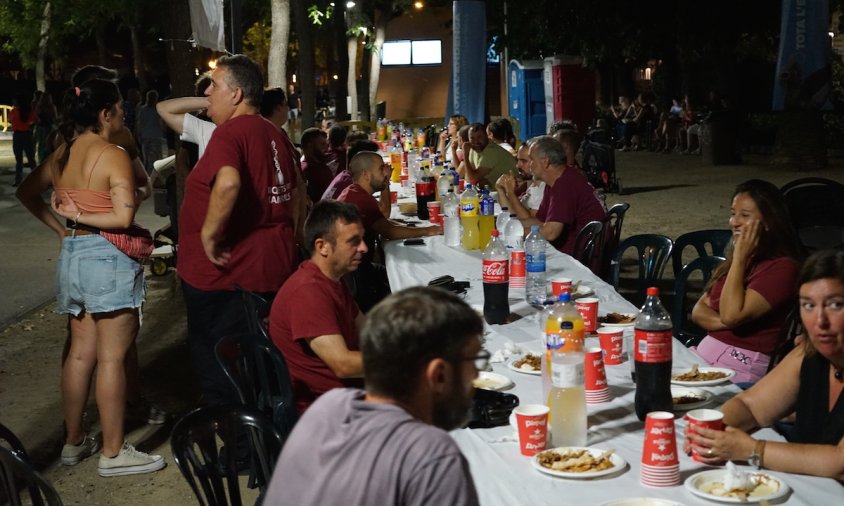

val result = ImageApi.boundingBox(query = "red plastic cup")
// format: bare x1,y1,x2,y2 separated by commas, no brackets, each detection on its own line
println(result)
510,250,526,289
575,297,599,332
400,174,409,188
551,277,572,297
427,201,441,220
514,404,549,456
685,409,726,462
390,191,398,204
584,347,610,404
596,327,625,365
641,411,680,486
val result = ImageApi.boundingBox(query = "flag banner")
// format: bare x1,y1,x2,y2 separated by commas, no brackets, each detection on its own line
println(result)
189,0,226,52
453,0,487,123
773,0,832,110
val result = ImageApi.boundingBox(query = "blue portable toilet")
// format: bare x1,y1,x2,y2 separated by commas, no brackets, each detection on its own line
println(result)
508,60,546,141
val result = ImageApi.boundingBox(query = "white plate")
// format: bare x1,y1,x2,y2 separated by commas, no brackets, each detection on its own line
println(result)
598,499,686,506
671,367,735,386
671,386,712,411
532,447,626,479
546,284,594,299
473,371,513,391
684,469,790,504
507,355,542,375
597,313,637,328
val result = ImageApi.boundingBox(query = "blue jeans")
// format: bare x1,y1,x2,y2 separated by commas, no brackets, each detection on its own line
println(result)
13,130,35,184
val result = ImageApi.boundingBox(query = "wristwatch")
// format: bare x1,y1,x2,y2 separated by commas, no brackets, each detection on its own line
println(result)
748,440,766,469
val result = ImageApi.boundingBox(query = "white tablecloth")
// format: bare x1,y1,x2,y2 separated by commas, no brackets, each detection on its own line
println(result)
384,235,842,505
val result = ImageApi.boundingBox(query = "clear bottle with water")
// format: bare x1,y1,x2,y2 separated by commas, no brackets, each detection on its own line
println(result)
496,207,510,233
442,188,461,247
525,225,547,305
504,214,524,250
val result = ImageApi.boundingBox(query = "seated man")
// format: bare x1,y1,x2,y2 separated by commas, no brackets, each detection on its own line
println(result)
461,122,516,188
324,124,348,176
300,127,334,203
264,287,483,506
499,135,607,255
321,139,378,201
269,200,367,414
337,151,441,312
496,141,544,216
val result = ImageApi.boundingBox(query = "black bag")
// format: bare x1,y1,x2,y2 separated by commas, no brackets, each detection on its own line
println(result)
468,389,519,428
428,275,470,295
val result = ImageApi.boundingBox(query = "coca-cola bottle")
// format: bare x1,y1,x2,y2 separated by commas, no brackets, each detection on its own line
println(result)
633,286,673,421
482,229,510,325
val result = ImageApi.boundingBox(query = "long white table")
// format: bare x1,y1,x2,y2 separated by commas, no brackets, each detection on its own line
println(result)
384,235,842,505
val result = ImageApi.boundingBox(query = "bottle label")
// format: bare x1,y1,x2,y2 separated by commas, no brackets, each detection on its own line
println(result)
482,259,509,283
551,361,584,388
546,328,580,352
480,199,495,216
461,201,478,216
526,253,546,272
634,329,673,363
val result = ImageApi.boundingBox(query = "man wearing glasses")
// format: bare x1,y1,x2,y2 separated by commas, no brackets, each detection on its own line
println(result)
265,286,483,506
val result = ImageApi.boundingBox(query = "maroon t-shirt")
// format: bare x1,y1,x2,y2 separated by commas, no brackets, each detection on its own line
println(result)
321,171,354,201
269,261,361,414
302,156,334,203
337,183,383,264
708,256,799,354
536,167,607,254
177,114,298,292
325,145,347,175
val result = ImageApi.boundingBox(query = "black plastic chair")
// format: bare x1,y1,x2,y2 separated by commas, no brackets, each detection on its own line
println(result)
781,177,844,228
611,234,674,306
171,405,284,506
672,255,725,347
600,203,630,279
0,422,31,463
214,334,297,440
671,229,732,278
572,220,604,274
236,289,272,340
0,447,63,506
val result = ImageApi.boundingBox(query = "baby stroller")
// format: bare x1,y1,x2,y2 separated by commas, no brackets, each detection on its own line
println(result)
149,155,178,276
581,127,621,194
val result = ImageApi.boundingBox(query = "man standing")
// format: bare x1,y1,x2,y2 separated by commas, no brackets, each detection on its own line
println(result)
462,122,516,188
499,135,606,255
269,200,367,414
300,127,334,203
136,90,165,174
178,54,303,406
264,286,483,505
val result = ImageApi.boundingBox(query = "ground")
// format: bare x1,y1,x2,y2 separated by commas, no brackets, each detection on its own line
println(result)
0,149,841,505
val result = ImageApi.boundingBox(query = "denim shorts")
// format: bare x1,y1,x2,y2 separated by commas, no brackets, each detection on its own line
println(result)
55,233,145,316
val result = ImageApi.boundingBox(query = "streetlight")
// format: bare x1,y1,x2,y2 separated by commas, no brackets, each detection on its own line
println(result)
414,1,424,9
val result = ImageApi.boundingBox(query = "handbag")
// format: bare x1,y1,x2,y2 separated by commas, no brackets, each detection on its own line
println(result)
100,223,154,261
468,389,519,429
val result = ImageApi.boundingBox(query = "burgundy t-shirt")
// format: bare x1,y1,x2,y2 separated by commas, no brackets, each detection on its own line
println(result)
177,114,298,292
322,171,354,201
337,183,383,264
708,256,799,354
536,167,607,254
269,261,362,414
302,156,334,203
325,145,347,175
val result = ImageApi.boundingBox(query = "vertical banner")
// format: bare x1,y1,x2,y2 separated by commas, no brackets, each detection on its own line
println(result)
772,0,832,110
188,0,226,52
453,0,487,124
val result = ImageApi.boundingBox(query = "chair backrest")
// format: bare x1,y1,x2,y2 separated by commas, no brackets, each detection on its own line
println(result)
611,234,674,305
236,289,271,340
767,304,803,372
0,447,63,506
600,203,630,279
171,405,284,506
215,334,297,439
0,423,31,463
672,255,725,346
572,220,604,274
780,177,844,229
671,229,732,277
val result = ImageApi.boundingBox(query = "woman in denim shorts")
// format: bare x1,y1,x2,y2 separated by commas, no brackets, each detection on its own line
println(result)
16,79,164,477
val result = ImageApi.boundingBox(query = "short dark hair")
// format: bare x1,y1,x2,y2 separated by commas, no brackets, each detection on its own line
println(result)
488,118,515,145
195,72,212,97
347,139,379,161
303,200,362,255
348,151,382,180
216,54,264,107
361,287,483,403
71,65,118,87
300,127,327,150
260,87,287,117
58,79,122,172
468,122,485,135
328,124,347,147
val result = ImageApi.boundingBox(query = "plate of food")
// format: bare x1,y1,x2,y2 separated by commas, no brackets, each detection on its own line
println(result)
671,364,735,386
671,386,712,411
598,499,687,506
597,312,637,327
684,463,789,503
472,371,513,391
508,353,542,375
532,447,626,479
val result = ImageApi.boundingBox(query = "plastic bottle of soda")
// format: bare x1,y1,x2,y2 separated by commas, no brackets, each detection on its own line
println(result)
633,287,674,421
442,188,461,247
460,184,480,250
482,230,509,324
525,225,547,305
415,165,435,221
504,214,524,250
479,187,496,249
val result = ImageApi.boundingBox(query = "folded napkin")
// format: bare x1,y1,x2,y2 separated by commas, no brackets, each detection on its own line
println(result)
489,341,526,363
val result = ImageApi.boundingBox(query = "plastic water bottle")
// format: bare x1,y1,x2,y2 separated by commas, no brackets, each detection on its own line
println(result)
443,188,461,247
504,214,524,250
525,225,547,305
437,170,451,202
496,207,511,233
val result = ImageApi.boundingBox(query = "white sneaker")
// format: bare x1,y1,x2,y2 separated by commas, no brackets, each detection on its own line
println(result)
61,434,100,466
98,442,165,477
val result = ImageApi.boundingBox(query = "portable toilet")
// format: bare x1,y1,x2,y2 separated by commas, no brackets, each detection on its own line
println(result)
543,55,596,133
508,60,546,141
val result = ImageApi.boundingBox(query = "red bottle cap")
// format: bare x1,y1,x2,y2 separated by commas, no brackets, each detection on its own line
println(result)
490,230,499,237
646,287,659,296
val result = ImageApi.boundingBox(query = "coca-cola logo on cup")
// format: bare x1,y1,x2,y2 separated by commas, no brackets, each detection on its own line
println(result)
483,260,509,283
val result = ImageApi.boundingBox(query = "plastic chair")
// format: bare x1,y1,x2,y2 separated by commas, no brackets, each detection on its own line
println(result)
671,255,725,347
236,289,271,340
572,220,604,274
781,177,844,229
0,422,31,463
0,447,63,506
171,405,283,506
610,234,674,305
600,203,630,279
214,334,297,440
671,229,732,278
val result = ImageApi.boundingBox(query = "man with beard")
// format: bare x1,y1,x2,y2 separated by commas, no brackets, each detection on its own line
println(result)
265,286,483,505
269,200,368,414
337,151,440,312
300,127,333,203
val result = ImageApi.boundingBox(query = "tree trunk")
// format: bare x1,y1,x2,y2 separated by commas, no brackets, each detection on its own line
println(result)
347,35,359,120
292,0,315,128
35,1,51,92
368,10,388,121
268,0,290,88
332,1,348,120
128,23,148,93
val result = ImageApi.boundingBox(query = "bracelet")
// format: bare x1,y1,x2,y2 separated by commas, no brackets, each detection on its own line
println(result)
748,439,766,469
73,211,81,226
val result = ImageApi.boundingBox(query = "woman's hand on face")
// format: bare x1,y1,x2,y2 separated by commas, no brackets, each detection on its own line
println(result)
733,219,761,264
686,425,755,465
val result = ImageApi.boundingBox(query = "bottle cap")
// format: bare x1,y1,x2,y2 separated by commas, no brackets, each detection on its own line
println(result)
561,321,574,329
558,293,571,303
502,207,509,211
510,213,517,218
646,287,660,296
531,225,540,232
490,230,499,237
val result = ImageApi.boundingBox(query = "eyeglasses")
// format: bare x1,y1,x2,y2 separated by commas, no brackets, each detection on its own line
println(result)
462,349,491,371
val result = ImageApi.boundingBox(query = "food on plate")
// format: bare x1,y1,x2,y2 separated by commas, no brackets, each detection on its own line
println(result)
672,363,728,382
537,448,615,473
473,377,500,390
598,312,635,324
672,393,705,405
699,462,780,499
513,353,541,371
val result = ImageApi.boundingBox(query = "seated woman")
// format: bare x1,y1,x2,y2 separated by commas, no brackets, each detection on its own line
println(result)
486,118,517,156
686,249,844,480
436,114,468,165
691,179,803,384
